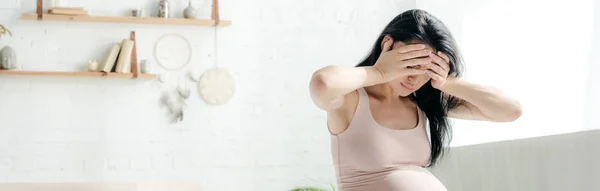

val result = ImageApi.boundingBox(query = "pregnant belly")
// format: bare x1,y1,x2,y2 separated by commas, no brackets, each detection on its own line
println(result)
340,166,447,191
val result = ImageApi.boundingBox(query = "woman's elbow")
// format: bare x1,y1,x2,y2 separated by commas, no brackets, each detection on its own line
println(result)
310,71,330,93
310,66,338,92
500,101,523,122
510,104,523,121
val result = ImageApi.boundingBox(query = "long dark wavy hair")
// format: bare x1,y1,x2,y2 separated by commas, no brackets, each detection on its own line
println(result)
356,9,465,167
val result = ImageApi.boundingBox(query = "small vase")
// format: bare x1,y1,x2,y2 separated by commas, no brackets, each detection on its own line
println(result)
183,0,197,19
87,60,99,72
0,46,16,70
140,59,153,74
158,0,170,18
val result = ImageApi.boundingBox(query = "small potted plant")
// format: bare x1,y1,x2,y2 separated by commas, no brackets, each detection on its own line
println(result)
0,24,16,70
290,185,336,191
0,24,10,38
0,24,12,38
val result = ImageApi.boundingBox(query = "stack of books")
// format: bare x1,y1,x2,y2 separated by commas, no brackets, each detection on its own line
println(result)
48,7,88,16
100,39,136,74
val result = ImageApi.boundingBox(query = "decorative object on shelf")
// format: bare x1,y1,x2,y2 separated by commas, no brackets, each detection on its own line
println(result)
198,67,235,105
0,24,11,40
183,0,197,19
140,59,153,74
0,46,16,70
0,24,15,70
158,0,170,18
87,60,99,72
132,8,142,17
154,33,192,71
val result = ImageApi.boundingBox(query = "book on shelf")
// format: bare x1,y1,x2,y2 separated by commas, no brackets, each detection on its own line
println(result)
101,43,121,73
100,39,136,74
48,7,88,16
115,39,135,74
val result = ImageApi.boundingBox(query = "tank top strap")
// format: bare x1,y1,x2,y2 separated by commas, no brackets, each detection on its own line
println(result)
417,106,432,147
355,88,372,114
348,88,375,127
356,87,368,99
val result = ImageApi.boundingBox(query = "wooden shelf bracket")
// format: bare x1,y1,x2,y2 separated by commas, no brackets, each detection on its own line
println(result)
36,0,43,19
211,0,220,26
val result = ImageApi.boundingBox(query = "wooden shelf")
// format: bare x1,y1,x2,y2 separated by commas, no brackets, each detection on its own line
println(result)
0,70,157,79
20,13,232,27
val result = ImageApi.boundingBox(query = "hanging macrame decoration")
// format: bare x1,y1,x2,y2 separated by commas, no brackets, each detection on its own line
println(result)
197,11,236,106
154,33,193,123
154,33,192,71
198,67,235,105
158,0,235,123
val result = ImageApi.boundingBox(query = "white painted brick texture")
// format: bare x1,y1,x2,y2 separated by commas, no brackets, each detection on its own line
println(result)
0,0,415,190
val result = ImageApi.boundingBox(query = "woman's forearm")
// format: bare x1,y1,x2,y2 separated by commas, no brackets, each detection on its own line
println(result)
311,65,385,101
440,78,522,121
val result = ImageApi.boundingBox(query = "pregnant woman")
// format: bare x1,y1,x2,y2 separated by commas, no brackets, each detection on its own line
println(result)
309,9,522,191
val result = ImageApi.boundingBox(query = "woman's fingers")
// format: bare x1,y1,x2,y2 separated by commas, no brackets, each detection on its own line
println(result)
397,44,427,53
429,53,449,71
425,62,446,78
425,70,444,81
438,51,450,63
400,57,432,68
381,39,394,53
397,49,432,61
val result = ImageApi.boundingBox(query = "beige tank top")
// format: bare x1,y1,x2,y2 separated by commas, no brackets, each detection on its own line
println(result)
330,88,436,191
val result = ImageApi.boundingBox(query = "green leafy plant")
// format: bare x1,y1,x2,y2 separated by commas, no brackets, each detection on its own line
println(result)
290,185,336,191
0,24,11,39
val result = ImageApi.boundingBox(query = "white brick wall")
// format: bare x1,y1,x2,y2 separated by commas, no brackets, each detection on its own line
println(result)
0,0,415,190
585,0,600,130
